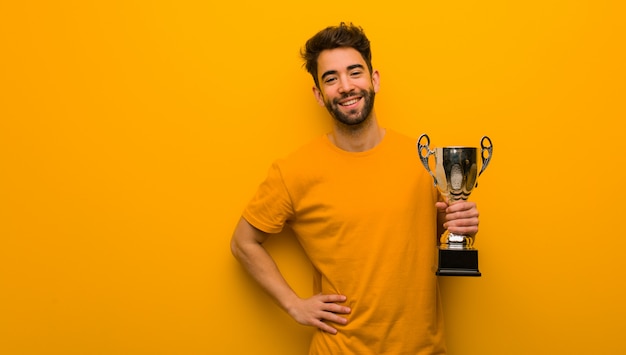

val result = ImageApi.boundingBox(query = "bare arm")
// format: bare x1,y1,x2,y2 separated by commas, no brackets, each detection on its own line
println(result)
230,217,351,334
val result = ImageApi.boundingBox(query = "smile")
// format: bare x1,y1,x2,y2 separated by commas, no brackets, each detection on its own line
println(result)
339,97,361,106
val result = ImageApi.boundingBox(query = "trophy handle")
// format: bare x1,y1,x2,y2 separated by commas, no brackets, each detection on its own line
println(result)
417,134,437,186
479,136,493,176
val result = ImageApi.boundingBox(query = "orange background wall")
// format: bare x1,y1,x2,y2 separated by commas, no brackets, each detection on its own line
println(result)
1,1,625,354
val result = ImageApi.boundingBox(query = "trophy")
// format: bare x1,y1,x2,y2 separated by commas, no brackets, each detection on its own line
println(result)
417,134,493,277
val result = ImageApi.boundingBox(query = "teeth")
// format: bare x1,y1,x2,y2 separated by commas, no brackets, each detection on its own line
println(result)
340,98,359,106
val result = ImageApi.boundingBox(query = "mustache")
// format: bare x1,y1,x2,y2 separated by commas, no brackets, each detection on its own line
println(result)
332,90,364,104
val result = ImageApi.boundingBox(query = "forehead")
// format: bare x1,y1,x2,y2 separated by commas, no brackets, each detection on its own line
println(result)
317,47,366,75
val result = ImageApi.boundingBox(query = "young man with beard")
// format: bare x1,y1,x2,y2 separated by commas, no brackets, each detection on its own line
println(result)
230,23,480,354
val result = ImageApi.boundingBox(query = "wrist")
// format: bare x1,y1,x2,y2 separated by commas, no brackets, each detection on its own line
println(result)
280,293,302,316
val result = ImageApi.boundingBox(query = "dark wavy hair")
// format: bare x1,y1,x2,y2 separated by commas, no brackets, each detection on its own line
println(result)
301,22,373,89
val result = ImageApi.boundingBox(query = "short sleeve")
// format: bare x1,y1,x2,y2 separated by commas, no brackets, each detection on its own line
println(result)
242,161,294,234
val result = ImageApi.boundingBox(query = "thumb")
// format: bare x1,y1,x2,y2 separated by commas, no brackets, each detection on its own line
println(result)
435,201,448,211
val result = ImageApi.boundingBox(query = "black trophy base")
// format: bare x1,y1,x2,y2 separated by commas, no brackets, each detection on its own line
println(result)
436,246,481,277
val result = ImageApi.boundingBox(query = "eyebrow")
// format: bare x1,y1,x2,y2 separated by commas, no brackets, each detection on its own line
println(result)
320,64,365,82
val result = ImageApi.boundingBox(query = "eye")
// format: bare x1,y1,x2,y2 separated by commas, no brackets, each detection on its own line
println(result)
350,70,363,77
324,77,337,84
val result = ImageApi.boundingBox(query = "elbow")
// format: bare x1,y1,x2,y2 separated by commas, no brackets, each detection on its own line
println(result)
230,236,241,260
230,217,268,262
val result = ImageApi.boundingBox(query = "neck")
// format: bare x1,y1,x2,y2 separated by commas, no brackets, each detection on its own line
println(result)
328,115,385,152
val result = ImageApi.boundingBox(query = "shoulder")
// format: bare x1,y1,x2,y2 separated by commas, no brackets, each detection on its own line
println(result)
268,134,330,177
276,134,330,165
380,129,421,160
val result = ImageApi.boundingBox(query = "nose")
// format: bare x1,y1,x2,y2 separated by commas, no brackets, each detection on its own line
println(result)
337,76,355,94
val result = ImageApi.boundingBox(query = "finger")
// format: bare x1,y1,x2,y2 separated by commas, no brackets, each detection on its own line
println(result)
316,296,350,313
323,302,351,315
445,216,479,227
435,201,448,211
318,307,349,324
320,312,349,326
317,293,347,303
447,201,477,212
315,319,339,335
446,220,479,235
445,208,479,222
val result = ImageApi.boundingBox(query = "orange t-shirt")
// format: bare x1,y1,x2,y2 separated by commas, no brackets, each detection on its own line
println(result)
243,129,446,354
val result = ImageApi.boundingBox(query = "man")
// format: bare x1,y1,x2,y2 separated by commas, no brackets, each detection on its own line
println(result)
230,23,479,354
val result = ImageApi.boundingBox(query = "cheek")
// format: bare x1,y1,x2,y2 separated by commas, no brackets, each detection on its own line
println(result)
317,90,334,106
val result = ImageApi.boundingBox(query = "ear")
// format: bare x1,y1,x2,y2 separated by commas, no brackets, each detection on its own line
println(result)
312,86,325,107
371,69,380,93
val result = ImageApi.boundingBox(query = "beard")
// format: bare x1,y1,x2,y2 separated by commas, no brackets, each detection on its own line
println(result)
324,88,376,128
